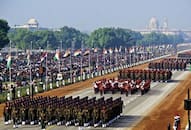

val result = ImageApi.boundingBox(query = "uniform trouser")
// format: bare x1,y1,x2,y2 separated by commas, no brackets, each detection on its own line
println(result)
4,113,9,122
13,117,17,125
41,120,46,129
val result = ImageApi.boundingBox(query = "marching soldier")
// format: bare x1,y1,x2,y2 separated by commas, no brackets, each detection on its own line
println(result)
37,105,42,124
159,71,164,82
72,105,79,124
150,70,155,81
20,106,25,124
168,71,172,80
11,106,18,128
28,106,35,124
146,70,150,80
82,106,91,124
77,108,83,126
64,105,71,123
40,108,46,130
100,106,109,124
92,106,100,125
46,105,52,124
155,71,160,82
164,71,168,82
3,103,10,124
55,105,62,125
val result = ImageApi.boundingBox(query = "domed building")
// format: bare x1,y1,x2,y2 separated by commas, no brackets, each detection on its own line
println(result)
134,16,191,40
27,18,39,28
148,17,159,31
14,18,39,29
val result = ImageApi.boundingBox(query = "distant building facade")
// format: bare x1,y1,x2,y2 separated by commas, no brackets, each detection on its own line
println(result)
134,17,191,42
135,17,180,35
12,18,61,32
14,18,39,30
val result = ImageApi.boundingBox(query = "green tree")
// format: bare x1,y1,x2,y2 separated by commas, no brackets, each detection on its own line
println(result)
9,26,88,50
137,32,184,46
0,19,10,49
55,26,88,49
88,27,142,48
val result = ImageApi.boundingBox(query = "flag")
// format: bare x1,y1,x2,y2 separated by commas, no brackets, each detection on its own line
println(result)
94,48,98,53
26,50,30,65
146,47,151,52
83,50,90,56
109,48,113,54
129,47,135,53
74,50,81,56
125,48,127,52
40,52,47,62
7,55,11,69
103,49,107,54
115,48,118,53
54,50,60,61
119,46,122,52
63,50,71,58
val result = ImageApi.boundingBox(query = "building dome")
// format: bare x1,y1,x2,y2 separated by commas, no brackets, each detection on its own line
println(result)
27,18,38,28
149,17,159,31
28,18,38,25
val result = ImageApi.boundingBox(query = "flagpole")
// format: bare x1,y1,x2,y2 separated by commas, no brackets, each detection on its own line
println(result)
81,54,82,78
59,40,62,73
88,50,91,74
129,48,131,65
130,52,132,65
9,40,12,100
104,49,106,71
70,49,72,83
80,43,84,79
9,40,11,84
110,50,112,70
46,41,48,90
125,48,127,66
96,50,98,71
115,48,118,68
30,41,32,98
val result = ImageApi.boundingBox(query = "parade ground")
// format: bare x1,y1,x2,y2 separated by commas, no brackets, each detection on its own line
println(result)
0,61,190,130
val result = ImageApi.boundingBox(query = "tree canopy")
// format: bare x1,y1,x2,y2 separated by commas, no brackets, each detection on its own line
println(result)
0,19,10,49
87,28,142,48
9,26,88,50
8,26,184,50
137,32,184,46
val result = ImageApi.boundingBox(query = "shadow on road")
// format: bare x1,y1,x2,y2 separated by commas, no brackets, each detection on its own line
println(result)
109,115,141,128
168,79,183,83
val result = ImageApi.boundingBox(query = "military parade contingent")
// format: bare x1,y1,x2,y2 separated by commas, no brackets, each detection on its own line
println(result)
93,56,190,98
93,78,151,96
3,95,123,129
1,43,190,130
148,58,188,71
119,69,172,82
1,0,191,128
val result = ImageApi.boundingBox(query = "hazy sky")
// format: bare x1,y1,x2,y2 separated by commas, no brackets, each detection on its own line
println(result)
1,0,191,31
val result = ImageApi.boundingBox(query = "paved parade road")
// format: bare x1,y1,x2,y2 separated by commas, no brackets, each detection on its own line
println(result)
0,69,189,130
